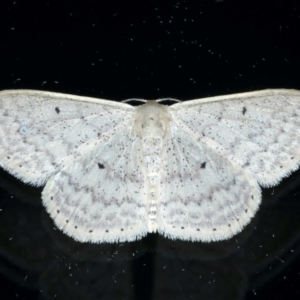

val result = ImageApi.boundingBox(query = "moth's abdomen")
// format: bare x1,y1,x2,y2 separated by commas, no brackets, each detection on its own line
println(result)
142,137,163,184
141,136,163,232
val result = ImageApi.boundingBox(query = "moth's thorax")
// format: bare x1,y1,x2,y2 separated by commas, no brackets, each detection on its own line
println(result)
133,101,170,175
133,101,171,138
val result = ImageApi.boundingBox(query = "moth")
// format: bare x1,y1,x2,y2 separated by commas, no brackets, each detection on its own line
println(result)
0,89,299,243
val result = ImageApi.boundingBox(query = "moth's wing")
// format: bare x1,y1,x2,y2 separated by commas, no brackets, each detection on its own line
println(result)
0,90,133,185
157,126,261,242
170,89,300,187
42,127,150,243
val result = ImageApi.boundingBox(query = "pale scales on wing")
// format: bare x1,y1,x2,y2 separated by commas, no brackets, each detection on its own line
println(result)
0,89,300,243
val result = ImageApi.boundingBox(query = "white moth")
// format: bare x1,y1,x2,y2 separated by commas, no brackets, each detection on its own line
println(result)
0,89,299,243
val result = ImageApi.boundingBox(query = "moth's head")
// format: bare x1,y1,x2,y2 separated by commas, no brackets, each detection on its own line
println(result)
133,100,171,137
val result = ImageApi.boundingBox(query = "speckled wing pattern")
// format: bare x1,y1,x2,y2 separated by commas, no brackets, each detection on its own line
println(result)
161,89,300,241
43,126,149,243
0,90,150,242
0,90,134,185
157,126,261,242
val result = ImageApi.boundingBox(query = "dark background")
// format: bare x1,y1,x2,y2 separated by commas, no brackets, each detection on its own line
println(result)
0,0,300,299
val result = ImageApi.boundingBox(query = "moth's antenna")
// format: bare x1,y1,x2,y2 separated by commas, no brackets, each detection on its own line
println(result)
122,98,181,103
122,98,147,103
156,98,181,103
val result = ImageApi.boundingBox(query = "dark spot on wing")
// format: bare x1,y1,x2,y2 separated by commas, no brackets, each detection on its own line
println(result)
242,107,247,115
200,162,206,169
55,107,60,114
98,163,105,169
